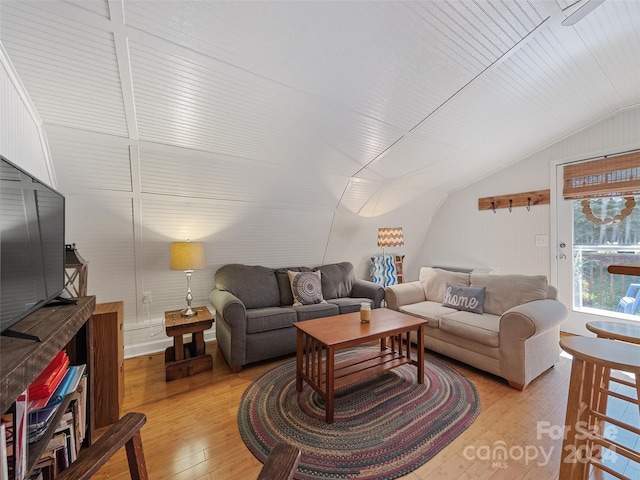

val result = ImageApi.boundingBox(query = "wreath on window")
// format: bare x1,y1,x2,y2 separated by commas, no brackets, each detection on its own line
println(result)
581,197,636,226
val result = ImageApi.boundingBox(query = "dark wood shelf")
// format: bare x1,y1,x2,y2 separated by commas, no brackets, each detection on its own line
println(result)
0,296,96,476
333,349,410,390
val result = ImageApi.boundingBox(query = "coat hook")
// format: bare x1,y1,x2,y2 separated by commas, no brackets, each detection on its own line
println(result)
491,201,496,213
527,197,531,211
509,199,513,212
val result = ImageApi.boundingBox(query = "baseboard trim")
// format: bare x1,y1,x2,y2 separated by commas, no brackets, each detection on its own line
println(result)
124,330,217,359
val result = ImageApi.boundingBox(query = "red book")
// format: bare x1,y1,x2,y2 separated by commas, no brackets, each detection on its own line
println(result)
28,351,69,400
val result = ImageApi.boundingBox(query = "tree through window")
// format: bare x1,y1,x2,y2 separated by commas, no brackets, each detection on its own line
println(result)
572,196,640,314
564,152,640,316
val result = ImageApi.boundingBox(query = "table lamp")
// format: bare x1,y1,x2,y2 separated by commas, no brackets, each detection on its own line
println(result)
170,241,206,316
377,227,404,288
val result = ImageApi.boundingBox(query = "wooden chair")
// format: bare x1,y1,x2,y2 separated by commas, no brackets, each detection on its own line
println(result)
57,412,148,480
257,442,302,480
57,413,298,480
616,283,640,314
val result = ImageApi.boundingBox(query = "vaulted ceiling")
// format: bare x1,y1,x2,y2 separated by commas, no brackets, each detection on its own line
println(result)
1,0,639,216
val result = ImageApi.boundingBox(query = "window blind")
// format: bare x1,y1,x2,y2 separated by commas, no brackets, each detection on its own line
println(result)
563,151,640,199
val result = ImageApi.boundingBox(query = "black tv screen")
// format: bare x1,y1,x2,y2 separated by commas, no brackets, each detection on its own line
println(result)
1,155,65,333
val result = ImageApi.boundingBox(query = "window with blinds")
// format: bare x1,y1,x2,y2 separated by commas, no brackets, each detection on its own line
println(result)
563,151,640,200
562,150,640,317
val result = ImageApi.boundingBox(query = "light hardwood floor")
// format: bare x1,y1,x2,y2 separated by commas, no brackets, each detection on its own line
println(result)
89,340,637,480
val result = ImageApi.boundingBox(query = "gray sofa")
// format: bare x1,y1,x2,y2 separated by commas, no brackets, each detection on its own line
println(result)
385,267,568,390
210,262,384,372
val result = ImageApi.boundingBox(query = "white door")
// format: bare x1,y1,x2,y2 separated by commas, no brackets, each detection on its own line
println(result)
555,163,573,311
554,163,640,335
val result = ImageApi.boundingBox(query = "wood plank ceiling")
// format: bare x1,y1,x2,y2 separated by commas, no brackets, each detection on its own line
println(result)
1,0,639,214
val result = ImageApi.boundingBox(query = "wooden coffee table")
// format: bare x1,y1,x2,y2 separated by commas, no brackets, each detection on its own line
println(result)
295,309,426,423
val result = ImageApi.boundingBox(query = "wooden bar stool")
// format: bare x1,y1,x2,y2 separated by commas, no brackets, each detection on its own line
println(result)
586,321,640,417
586,320,640,345
559,337,640,480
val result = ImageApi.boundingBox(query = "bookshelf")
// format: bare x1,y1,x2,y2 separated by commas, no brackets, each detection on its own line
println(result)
0,296,96,477
393,255,405,284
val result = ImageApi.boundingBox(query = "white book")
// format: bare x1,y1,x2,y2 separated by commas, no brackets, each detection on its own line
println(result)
14,391,27,480
0,421,8,480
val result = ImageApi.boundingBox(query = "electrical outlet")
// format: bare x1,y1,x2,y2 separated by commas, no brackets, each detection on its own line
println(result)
142,292,152,304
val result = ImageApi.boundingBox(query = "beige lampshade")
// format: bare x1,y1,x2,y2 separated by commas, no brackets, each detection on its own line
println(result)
170,241,206,271
377,227,404,248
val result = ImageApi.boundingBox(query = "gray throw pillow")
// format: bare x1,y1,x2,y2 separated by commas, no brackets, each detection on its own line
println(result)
442,283,486,314
288,270,327,307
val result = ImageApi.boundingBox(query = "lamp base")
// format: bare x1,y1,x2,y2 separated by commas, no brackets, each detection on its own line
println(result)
180,306,198,317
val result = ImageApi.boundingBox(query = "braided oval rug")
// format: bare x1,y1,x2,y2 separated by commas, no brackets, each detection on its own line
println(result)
238,345,480,479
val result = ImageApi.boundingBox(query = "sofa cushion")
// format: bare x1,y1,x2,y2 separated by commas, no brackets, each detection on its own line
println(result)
315,262,356,300
246,307,297,334
327,297,372,314
398,300,457,328
215,264,280,309
470,273,548,315
439,311,500,347
442,283,486,314
294,303,340,321
420,267,470,302
275,267,311,306
288,270,327,306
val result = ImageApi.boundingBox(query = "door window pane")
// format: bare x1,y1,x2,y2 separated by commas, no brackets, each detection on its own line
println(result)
572,196,640,315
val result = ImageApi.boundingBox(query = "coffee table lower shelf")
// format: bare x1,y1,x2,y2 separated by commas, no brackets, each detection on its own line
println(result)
301,348,412,392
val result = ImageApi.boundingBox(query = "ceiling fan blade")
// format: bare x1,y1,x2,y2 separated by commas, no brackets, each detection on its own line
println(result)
561,0,606,26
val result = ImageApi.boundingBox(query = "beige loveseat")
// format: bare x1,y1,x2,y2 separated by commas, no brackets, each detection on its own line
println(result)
384,267,568,390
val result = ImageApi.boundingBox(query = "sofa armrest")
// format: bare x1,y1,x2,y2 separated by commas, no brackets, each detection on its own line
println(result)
500,299,568,341
351,279,385,308
499,299,568,389
210,289,247,326
384,281,426,311
210,289,248,371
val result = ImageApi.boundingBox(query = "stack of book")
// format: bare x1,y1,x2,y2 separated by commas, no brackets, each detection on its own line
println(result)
2,351,87,480
0,392,26,480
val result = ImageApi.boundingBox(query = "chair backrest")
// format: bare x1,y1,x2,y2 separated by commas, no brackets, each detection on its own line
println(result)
257,442,302,480
57,412,148,480
618,283,640,314
628,284,640,313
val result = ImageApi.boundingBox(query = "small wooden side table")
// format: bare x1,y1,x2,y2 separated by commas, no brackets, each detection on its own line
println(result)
164,306,214,382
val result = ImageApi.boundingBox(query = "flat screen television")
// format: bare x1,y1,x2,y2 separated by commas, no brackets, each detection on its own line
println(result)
1,155,66,337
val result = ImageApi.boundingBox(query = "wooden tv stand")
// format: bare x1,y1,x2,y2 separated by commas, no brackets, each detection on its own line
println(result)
0,296,96,476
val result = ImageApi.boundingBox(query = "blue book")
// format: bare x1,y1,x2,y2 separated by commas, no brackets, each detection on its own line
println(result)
44,364,86,408
28,404,58,429
27,403,59,443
